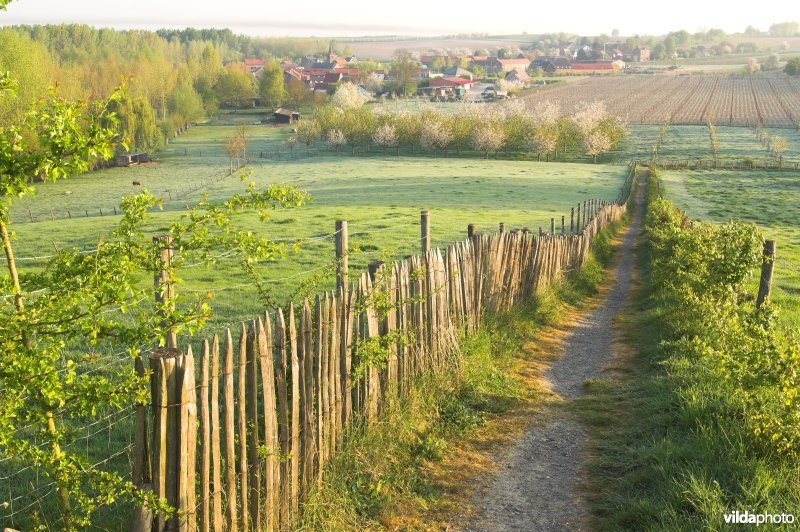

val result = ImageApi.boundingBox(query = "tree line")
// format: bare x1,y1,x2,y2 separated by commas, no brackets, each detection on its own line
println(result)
295,87,628,162
0,24,340,155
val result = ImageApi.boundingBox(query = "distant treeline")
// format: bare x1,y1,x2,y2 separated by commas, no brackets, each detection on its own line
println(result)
0,24,346,154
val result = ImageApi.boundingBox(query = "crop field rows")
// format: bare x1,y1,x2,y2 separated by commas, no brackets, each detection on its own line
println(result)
523,75,800,128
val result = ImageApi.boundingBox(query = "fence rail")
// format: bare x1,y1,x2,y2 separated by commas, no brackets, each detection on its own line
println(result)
129,164,637,530
654,159,800,171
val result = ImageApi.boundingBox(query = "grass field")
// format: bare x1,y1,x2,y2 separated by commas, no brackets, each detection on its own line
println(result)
660,169,800,328
9,153,627,332
1,120,629,528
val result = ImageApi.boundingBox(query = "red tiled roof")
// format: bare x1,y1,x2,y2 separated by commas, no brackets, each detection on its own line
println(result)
429,77,472,87
304,68,333,76
442,77,471,85
498,58,530,65
245,58,265,67
333,68,361,76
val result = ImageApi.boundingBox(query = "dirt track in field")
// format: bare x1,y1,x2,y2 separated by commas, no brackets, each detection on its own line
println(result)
466,176,646,532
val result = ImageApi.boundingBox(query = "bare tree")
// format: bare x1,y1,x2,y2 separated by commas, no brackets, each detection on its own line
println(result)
770,135,788,165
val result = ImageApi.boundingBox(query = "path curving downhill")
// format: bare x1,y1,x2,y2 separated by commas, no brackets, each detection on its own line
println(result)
467,176,646,532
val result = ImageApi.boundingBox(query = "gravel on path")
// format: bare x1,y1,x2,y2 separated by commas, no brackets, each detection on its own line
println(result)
467,178,646,532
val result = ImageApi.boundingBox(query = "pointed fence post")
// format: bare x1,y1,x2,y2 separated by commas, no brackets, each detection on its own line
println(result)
421,210,430,254
335,220,349,291
570,207,575,234
154,235,177,348
756,240,776,309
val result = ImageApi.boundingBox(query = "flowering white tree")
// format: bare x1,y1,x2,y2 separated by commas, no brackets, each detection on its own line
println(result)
529,100,561,126
296,119,321,155
326,128,346,154
528,127,559,160
372,123,398,154
496,78,523,94
332,82,369,110
582,129,612,163
420,118,454,156
471,124,505,159
572,100,608,135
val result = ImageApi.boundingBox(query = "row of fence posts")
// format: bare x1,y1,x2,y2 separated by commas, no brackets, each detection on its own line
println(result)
653,159,800,171
130,166,636,531
20,167,243,225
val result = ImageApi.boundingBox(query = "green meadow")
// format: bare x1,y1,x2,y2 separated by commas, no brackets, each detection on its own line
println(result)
661,169,800,328
10,136,628,332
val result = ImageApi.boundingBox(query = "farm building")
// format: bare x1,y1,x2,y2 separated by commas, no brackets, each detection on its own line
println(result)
631,46,650,62
244,58,265,76
569,60,625,73
113,152,150,167
420,77,473,98
505,69,531,84
443,66,473,80
530,57,573,73
498,58,531,74
273,108,300,124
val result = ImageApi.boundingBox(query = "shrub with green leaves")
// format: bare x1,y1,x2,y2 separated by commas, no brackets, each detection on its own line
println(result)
646,187,800,459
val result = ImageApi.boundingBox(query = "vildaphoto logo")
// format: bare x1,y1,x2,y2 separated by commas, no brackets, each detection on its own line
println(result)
724,510,795,526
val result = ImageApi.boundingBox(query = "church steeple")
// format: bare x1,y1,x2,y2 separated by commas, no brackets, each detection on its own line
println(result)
328,40,335,63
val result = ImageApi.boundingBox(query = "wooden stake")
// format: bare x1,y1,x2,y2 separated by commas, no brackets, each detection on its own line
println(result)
223,330,238,531
199,342,211,532
210,336,223,531
153,235,177,348
421,210,430,254
237,324,249,530
335,220,348,291
756,240,776,309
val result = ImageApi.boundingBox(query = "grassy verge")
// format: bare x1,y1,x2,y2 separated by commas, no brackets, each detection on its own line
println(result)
297,216,628,530
580,170,800,530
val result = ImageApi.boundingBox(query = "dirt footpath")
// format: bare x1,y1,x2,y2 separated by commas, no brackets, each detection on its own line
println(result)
467,179,646,532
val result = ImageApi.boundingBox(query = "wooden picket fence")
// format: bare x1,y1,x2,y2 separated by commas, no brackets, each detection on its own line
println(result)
130,166,636,531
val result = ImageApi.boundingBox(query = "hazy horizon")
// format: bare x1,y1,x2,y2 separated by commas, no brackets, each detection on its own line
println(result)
1,0,798,39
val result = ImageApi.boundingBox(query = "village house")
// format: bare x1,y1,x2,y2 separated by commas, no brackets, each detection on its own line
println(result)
696,45,712,57
570,60,626,73
244,58,265,76
530,56,572,74
419,77,473,99
443,66,473,80
631,45,650,62
504,69,531,84
498,57,531,74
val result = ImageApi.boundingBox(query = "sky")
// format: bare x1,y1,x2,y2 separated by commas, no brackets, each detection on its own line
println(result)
0,0,798,37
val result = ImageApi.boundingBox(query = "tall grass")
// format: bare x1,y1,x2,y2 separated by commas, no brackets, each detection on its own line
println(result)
297,219,627,529
581,169,800,530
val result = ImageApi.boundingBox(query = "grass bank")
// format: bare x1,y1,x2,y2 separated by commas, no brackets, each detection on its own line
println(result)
661,167,800,328
581,170,800,530
297,216,628,530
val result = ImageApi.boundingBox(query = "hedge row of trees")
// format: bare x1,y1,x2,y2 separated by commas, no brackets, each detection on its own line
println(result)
295,88,627,162
0,24,331,155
